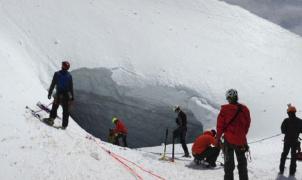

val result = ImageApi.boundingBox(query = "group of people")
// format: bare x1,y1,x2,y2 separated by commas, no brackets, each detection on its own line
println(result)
176,89,302,179
45,61,302,179
174,89,251,180
192,89,251,180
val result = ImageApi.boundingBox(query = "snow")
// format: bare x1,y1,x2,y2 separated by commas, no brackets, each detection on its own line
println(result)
0,0,302,179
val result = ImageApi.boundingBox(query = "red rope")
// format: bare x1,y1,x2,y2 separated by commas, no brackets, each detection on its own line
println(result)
113,152,165,180
100,146,144,180
87,136,143,180
87,135,166,180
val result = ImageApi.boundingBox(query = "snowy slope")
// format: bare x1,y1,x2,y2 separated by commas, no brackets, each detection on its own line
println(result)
1,0,302,136
0,0,302,179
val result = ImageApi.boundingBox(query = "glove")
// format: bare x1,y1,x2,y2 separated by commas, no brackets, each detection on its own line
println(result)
48,94,52,100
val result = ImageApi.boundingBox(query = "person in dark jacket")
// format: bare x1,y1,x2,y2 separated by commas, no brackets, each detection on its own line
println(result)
192,129,220,167
216,89,251,180
279,104,302,176
173,106,190,157
112,117,128,147
45,61,74,129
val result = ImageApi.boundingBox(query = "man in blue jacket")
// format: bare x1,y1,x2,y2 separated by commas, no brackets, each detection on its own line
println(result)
45,61,74,129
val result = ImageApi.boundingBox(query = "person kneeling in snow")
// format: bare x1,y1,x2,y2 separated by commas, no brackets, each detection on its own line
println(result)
192,129,220,167
112,117,128,147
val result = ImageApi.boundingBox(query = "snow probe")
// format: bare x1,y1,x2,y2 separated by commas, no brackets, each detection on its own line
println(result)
159,128,169,161
171,136,175,162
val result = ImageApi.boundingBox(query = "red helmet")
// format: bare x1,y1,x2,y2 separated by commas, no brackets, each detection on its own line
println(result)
287,104,297,113
62,61,70,70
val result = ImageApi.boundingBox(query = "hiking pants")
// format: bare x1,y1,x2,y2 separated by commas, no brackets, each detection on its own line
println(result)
223,141,248,180
279,141,298,175
114,133,128,147
173,127,189,155
194,146,220,165
50,93,70,128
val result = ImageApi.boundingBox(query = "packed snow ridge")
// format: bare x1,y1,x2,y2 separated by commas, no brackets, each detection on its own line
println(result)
0,0,302,179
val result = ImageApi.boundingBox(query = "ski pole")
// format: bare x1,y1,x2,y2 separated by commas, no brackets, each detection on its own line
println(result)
172,135,175,162
163,128,168,156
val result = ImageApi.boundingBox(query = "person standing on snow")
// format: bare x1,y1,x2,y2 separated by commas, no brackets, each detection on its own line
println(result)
173,106,190,157
192,129,220,167
279,104,302,176
216,89,251,180
112,117,128,147
45,61,74,129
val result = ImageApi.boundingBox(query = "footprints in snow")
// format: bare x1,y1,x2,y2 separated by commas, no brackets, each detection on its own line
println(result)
90,152,100,161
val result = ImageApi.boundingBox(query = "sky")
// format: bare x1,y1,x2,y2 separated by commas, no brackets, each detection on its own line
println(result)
222,0,302,36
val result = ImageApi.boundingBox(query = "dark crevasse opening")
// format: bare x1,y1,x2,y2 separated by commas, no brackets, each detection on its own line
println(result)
69,67,205,148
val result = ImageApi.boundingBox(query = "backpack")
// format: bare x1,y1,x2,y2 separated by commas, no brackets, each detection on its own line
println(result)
57,71,71,93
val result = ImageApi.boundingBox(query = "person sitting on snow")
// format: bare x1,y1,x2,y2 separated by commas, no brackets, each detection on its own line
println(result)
279,104,302,176
192,129,220,167
112,117,128,147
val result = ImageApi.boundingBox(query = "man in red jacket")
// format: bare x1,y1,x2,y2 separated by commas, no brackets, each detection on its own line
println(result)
112,117,128,147
216,89,251,180
192,129,220,167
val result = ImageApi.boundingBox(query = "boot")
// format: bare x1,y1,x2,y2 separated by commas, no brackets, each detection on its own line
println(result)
183,153,191,158
43,118,54,126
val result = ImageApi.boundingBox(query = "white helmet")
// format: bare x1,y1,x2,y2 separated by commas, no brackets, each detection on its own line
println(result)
225,89,238,99
173,105,180,112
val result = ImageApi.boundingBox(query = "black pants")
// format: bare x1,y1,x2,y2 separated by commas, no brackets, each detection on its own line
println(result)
223,141,248,180
279,141,298,175
194,147,220,165
114,133,128,147
173,127,189,155
50,94,70,128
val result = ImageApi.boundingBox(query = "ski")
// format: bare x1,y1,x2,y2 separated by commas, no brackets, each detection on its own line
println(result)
25,106,42,120
36,102,61,120
26,105,62,129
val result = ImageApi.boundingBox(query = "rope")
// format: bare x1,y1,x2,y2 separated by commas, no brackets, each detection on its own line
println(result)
101,147,144,180
248,133,282,145
138,151,183,156
112,152,165,180
86,136,143,180
87,135,166,180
